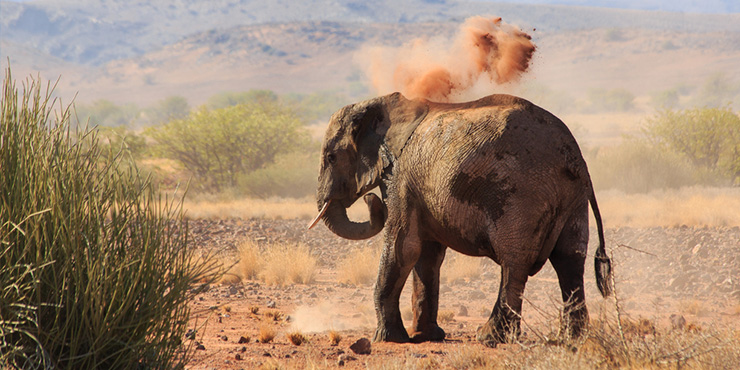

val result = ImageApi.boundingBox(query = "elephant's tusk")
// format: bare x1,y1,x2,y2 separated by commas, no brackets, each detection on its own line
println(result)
307,200,331,230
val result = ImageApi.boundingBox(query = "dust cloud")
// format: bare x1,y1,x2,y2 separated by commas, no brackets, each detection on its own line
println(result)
289,301,371,333
357,16,536,103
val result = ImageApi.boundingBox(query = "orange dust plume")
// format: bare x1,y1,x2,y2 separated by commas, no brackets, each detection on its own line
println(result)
358,16,536,103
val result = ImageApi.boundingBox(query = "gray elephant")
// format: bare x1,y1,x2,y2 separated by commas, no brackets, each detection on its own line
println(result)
309,92,612,345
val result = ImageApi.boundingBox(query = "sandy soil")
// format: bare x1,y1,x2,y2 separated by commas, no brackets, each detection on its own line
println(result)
183,219,740,369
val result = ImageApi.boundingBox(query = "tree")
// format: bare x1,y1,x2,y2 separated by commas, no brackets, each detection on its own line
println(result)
643,107,740,184
147,103,308,191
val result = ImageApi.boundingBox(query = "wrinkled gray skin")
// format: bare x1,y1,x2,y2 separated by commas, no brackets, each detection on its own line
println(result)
314,92,613,346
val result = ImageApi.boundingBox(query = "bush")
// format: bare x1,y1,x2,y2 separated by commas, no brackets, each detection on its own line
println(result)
147,103,309,192
643,107,740,184
238,151,319,198
587,139,710,193
0,69,220,368
586,88,635,112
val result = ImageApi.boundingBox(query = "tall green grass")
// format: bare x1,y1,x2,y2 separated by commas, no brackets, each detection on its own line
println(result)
0,68,220,368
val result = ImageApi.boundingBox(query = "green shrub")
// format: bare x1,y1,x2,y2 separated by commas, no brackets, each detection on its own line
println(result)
643,107,740,184
1,69,220,369
587,139,712,193
238,151,319,198
586,88,635,112
147,103,310,192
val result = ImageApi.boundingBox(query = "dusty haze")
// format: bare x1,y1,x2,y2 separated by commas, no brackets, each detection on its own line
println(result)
357,16,536,103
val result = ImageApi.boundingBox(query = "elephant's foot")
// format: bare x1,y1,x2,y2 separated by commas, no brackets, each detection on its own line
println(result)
373,323,410,343
476,318,518,347
409,324,446,343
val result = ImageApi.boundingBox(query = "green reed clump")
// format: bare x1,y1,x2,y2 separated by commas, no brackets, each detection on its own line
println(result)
0,67,221,369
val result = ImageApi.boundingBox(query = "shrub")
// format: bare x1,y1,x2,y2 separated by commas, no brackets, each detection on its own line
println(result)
643,107,740,184
587,139,709,193
147,103,309,192
238,151,319,198
0,68,221,368
586,88,635,112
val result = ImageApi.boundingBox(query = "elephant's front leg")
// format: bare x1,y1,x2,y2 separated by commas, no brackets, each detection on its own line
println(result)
409,241,446,343
373,228,422,343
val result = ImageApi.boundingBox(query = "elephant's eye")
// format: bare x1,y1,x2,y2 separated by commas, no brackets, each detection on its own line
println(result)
326,153,336,164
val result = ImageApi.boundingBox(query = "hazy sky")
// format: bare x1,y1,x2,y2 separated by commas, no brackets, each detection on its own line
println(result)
3,0,736,14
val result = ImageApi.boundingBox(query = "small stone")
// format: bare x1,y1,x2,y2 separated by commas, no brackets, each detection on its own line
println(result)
338,359,345,367
670,314,687,330
235,354,242,361
458,305,468,317
240,346,247,352
349,338,371,355
221,335,228,341
238,336,250,344
267,301,276,308
229,286,239,295
196,343,206,351
263,352,272,357
309,292,318,298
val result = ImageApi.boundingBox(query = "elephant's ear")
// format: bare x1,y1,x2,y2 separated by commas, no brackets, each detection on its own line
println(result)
378,92,429,158
351,92,428,193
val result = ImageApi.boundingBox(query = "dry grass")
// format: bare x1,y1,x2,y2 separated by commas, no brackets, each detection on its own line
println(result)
438,310,455,324
336,245,381,286
260,242,317,286
442,253,482,285
186,187,740,228
328,330,342,346
447,346,489,370
597,187,740,227
182,194,371,220
286,331,307,346
220,240,317,285
259,325,276,344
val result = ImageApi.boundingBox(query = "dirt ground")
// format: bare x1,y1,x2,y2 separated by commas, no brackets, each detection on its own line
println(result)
183,219,740,369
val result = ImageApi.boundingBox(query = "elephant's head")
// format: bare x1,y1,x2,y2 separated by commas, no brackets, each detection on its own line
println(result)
308,92,428,240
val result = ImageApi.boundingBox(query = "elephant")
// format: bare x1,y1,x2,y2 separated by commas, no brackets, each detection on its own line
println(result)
309,92,613,346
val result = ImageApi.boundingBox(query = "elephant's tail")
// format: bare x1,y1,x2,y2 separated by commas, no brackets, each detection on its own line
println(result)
590,189,613,297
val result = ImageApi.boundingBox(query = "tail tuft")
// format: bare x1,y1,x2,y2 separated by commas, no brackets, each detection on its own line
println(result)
595,253,613,297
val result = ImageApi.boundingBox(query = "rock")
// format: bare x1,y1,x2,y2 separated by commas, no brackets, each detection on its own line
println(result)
196,343,206,351
349,338,371,355
339,354,357,362
235,354,242,361
221,335,228,341
266,301,276,308
458,305,468,317
229,285,239,295
670,314,687,330
185,329,196,339
238,336,250,344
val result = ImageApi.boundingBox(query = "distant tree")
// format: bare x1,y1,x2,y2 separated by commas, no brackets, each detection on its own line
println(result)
145,96,190,125
146,103,308,191
586,88,635,112
75,99,140,127
206,89,278,109
693,73,740,108
644,107,740,184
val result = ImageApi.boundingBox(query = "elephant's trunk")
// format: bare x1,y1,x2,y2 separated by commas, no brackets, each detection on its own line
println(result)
310,193,386,240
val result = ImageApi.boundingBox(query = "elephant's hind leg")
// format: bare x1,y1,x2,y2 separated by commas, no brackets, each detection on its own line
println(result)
476,264,529,346
549,206,589,338
409,241,447,343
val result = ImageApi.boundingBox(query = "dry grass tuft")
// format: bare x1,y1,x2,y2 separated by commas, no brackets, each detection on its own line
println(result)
441,253,482,285
679,299,703,316
259,242,317,285
234,240,262,280
287,331,307,346
447,346,489,370
438,310,455,324
221,240,317,285
250,306,260,315
259,325,276,344
336,245,381,286
264,310,284,322
328,330,342,346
